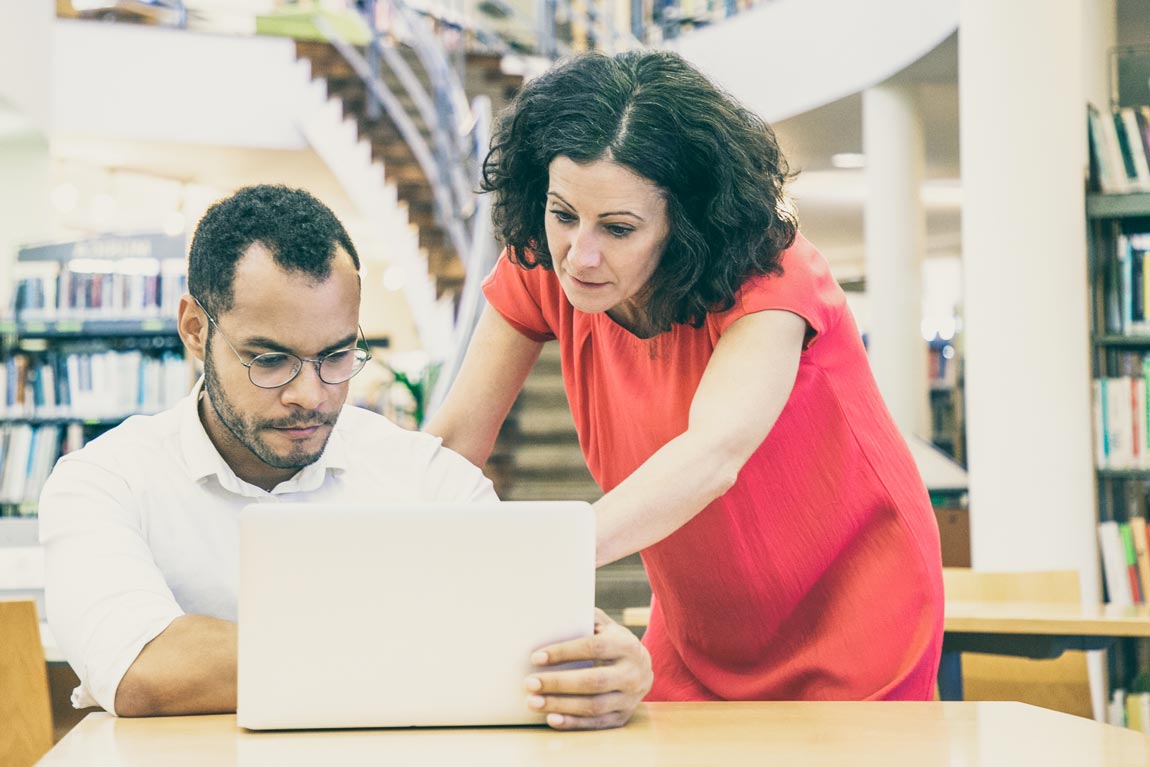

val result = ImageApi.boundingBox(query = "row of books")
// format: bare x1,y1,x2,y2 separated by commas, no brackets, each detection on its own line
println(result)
11,261,187,321
1089,104,1150,194
1091,362,1150,470
560,0,763,50
1,350,192,420
928,341,959,388
1099,518,1150,606
1105,233,1150,336
1109,689,1150,733
0,423,80,508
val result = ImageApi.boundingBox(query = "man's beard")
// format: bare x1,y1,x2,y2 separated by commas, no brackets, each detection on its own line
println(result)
203,345,338,471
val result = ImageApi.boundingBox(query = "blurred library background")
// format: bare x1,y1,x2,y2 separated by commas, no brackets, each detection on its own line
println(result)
2,0,1148,737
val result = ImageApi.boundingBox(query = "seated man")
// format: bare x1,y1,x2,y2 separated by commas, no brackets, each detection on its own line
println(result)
40,184,651,730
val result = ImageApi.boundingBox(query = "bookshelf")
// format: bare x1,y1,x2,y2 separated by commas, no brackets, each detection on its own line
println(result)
1,234,192,520
1086,186,1150,702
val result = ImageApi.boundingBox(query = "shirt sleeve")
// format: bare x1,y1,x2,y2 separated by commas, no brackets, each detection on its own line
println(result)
481,249,556,342
707,234,844,349
38,456,185,715
418,435,500,502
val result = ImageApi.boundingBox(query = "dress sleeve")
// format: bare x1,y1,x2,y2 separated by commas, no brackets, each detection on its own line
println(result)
38,456,184,715
481,249,556,342
708,234,845,349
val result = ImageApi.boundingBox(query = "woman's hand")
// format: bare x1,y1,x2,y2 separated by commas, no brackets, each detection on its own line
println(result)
525,608,653,730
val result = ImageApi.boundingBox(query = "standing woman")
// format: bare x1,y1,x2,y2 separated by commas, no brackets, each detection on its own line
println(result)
426,50,943,703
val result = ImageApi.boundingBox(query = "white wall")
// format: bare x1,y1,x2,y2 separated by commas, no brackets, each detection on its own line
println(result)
0,3,53,136
0,137,51,304
670,0,958,122
51,20,311,148
0,4,53,303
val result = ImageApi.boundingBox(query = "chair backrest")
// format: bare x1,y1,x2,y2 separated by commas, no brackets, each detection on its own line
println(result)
942,568,1092,718
0,600,53,767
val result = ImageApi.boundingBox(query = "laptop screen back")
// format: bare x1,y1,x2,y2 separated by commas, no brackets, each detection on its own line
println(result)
237,501,595,730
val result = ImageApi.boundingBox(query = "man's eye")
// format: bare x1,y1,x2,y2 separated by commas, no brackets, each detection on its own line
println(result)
252,353,292,369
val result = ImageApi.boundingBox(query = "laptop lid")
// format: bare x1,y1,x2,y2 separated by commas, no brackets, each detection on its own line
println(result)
236,501,595,730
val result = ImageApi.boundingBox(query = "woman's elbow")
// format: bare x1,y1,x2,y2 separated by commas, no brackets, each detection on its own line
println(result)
712,464,740,498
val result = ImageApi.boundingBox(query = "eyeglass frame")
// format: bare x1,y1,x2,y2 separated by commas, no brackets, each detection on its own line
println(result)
192,297,372,389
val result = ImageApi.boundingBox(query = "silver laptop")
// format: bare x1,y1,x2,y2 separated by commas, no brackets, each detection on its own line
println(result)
237,501,595,730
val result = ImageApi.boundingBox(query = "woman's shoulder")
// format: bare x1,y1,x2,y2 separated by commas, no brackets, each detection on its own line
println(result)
739,234,835,295
705,235,844,341
483,249,576,342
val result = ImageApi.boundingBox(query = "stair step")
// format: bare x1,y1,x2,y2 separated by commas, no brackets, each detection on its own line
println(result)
507,432,582,449
595,565,652,615
516,408,578,434
502,480,601,502
514,443,586,469
513,463,595,482
518,388,569,409
531,356,562,377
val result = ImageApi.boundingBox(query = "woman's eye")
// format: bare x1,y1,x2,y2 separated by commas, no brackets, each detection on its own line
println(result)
606,225,633,238
550,209,575,223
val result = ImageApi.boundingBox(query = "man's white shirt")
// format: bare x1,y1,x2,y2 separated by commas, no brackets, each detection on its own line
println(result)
38,378,496,714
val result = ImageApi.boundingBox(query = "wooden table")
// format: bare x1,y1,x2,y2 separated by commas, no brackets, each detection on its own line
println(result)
34,702,1150,766
939,600,1150,700
622,601,1150,701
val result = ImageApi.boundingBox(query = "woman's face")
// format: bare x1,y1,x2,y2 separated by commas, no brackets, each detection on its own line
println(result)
545,156,671,321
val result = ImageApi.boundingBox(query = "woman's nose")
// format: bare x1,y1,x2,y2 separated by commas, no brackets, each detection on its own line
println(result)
568,228,602,269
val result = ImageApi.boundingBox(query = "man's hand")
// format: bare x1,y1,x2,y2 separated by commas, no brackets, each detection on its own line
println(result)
525,608,653,730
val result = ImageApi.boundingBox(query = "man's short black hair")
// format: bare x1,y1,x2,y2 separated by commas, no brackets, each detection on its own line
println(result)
188,184,361,316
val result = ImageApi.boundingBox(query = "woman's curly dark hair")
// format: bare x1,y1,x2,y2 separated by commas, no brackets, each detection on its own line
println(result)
482,49,797,330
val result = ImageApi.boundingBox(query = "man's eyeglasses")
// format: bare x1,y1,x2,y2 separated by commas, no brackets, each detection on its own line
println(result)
193,297,372,389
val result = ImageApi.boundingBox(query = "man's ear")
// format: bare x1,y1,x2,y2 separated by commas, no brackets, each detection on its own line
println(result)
178,294,207,363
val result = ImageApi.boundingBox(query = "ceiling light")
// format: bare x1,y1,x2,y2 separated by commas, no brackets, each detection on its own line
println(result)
163,211,186,237
831,153,866,169
91,193,117,226
383,266,406,292
51,183,79,214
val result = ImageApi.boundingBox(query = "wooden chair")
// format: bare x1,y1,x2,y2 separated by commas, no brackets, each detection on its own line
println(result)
942,568,1092,718
0,600,53,767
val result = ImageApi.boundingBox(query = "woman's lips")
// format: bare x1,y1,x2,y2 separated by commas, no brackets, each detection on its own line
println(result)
569,274,608,289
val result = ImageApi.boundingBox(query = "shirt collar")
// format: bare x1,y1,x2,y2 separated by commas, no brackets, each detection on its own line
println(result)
179,376,350,497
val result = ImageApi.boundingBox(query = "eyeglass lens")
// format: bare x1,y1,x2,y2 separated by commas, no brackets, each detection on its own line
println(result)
248,348,370,388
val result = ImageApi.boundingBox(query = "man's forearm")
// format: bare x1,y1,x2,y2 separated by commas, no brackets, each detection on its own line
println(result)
115,615,238,717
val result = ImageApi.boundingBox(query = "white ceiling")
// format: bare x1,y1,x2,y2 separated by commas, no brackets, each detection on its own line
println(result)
771,32,960,278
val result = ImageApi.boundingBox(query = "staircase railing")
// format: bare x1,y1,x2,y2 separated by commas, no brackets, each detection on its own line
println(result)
426,95,499,420
314,0,483,278
314,3,501,408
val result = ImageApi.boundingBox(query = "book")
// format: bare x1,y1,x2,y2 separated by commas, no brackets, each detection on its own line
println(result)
1120,522,1145,604
1121,108,1150,191
1094,378,1109,469
1089,106,1122,193
1130,517,1150,603
1114,111,1140,188
1100,520,1135,605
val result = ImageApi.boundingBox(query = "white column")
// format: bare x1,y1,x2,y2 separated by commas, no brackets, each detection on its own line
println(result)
960,2,1096,582
1084,0,1117,112
863,84,929,438
0,3,53,305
